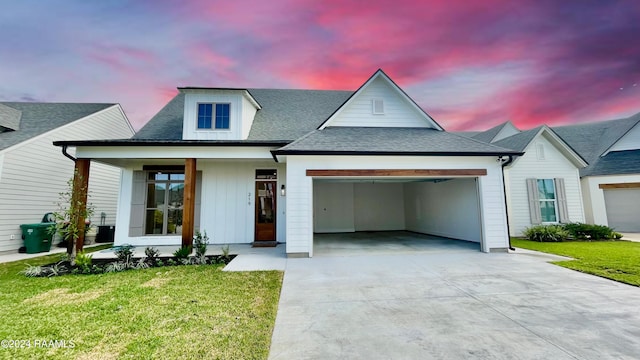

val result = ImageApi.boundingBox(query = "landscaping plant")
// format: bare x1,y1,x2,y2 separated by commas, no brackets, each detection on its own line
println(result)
49,174,95,259
523,224,569,242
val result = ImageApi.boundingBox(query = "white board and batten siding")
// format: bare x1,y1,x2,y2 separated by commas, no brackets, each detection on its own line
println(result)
114,161,286,247
287,155,509,256
327,77,436,129
0,105,134,252
504,135,584,236
181,90,258,141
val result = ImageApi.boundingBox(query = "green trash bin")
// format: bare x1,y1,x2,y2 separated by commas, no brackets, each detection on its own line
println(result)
20,223,55,254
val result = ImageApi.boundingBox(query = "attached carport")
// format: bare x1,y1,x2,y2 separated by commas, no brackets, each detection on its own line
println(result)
310,169,485,255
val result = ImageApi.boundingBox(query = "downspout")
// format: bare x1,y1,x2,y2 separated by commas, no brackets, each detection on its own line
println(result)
500,155,515,251
61,144,77,162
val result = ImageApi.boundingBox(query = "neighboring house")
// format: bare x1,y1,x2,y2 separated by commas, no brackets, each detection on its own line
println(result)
553,113,640,232
0,102,135,253
462,112,640,235
464,122,587,236
56,70,521,257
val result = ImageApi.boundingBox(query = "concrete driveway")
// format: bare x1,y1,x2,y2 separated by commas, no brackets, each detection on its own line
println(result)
269,248,640,359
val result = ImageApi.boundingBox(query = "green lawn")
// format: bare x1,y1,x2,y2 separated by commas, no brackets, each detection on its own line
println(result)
512,238,640,286
0,247,283,360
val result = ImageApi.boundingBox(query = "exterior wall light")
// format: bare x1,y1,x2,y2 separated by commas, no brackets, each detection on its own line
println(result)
281,184,286,196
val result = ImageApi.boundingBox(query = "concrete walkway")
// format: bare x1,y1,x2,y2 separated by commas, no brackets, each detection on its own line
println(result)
269,249,640,359
621,233,640,242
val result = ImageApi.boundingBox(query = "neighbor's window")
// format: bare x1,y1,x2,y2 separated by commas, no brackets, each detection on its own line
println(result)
197,103,230,129
537,179,557,222
145,171,185,235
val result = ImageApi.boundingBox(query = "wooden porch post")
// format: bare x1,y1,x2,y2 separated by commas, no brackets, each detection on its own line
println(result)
72,159,91,254
182,158,196,249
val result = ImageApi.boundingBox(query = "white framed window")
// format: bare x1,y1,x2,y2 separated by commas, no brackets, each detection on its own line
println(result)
527,178,568,225
537,179,557,223
197,103,230,130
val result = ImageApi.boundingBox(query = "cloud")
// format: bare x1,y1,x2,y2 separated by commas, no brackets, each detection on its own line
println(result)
0,0,638,131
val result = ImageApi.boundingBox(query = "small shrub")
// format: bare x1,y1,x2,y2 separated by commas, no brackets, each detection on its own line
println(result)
75,251,93,273
194,231,209,257
613,232,623,240
221,245,231,263
145,247,161,265
173,246,191,259
114,244,134,263
194,254,208,265
135,258,150,270
167,259,177,266
156,259,164,267
47,262,68,277
524,225,569,242
179,257,192,266
105,262,126,273
563,223,616,240
22,265,44,277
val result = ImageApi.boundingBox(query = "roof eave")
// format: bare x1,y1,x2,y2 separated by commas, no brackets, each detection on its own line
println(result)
271,150,523,157
53,139,291,147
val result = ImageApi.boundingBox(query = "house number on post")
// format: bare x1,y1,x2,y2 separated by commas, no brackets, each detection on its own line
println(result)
248,192,251,205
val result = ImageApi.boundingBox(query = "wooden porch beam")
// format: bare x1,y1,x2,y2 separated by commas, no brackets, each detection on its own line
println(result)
306,169,487,177
599,182,640,189
72,159,90,254
182,158,197,249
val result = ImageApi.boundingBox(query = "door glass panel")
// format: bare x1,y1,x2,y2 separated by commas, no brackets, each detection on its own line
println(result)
145,209,164,234
255,169,277,179
257,182,275,224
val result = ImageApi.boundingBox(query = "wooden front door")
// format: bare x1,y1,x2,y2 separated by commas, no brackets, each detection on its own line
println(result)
255,181,276,243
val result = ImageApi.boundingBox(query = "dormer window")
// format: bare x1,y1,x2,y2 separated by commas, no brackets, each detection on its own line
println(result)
197,103,230,130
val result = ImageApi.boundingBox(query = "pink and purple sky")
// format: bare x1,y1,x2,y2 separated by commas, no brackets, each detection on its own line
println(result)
1,0,639,131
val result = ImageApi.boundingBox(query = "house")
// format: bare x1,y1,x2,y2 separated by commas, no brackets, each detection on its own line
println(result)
462,111,640,235
0,102,135,253
461,122,587,236
55,70,522,257
553,113,640,232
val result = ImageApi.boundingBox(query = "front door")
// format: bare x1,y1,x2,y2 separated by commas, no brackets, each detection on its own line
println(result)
255,181,277,244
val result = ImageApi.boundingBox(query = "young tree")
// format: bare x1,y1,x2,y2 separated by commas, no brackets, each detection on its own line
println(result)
50,172,94,260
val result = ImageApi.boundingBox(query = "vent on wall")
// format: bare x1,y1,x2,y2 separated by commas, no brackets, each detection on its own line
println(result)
536,143,545,160
372,99,384,114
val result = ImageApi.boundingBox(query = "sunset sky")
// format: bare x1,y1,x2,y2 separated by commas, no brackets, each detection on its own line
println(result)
1,0,639,131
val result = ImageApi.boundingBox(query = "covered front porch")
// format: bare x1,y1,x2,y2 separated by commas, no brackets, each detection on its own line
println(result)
53,140,288,253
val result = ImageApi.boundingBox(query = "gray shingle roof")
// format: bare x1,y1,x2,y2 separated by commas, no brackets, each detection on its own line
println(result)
0,102,115,151
275,127,520,155
552,113,640,164
492,126,542,152
133,94,185,140
0,104,22,131
581,149,640,176
552,112,640,176
134,89,354,141
472,121,510,143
